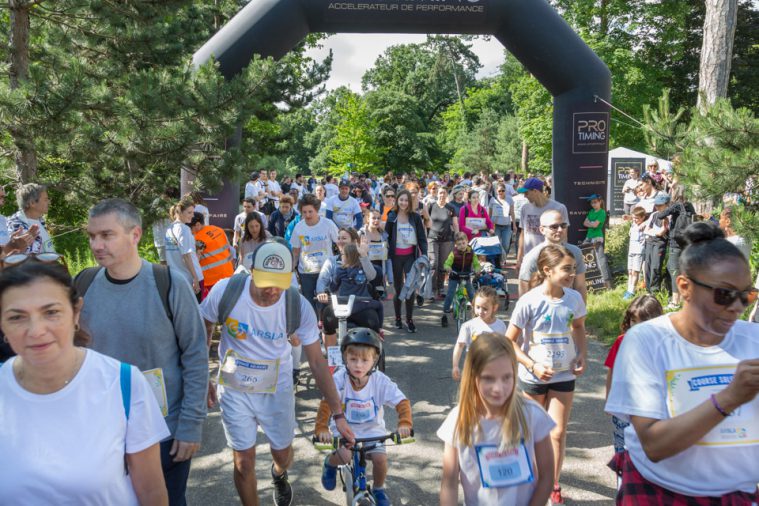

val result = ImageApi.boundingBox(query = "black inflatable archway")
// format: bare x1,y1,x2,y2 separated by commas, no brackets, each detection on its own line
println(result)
192,0,611,243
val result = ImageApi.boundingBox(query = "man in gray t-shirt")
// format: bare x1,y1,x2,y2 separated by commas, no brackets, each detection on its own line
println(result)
515,178,569,272
518,209,587,301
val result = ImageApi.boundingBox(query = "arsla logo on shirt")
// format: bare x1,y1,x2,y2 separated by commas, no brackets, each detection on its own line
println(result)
262,254,285,271
225,317,248,340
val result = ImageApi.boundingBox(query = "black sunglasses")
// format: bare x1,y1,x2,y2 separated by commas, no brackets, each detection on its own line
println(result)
687,277,758,306
545,223,569,231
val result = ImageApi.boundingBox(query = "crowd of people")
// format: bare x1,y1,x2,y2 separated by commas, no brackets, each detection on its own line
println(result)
0,163,757,506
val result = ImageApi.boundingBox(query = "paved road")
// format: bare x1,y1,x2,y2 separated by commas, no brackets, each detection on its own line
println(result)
187,273,616,505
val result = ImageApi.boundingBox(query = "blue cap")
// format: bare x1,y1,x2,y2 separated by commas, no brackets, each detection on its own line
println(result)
654,193,671,205
584,193,603,201
517,177,544,193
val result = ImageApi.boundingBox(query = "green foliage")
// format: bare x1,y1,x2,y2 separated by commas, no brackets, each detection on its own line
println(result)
585,284,629,343
508,72,553,174
605,220,631,274
327,92,387,175
642,89,688,159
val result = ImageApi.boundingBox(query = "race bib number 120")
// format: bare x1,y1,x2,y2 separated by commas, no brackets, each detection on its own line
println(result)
475,441,534,488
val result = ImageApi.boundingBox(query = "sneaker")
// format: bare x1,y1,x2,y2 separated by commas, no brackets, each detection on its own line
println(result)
622,291,634,300
550,485,564,505
394,318,402,330
271,464,293,506
373,488,391,506
441,314,448,328
416,295,424,307
406,319,416,333
320,455,337,491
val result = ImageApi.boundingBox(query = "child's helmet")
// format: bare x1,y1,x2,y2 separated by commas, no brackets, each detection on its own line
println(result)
340,328,382,357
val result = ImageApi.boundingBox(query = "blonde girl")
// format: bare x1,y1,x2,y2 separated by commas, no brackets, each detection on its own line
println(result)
439,333,555,506
452,287,507,381
505,244,587,505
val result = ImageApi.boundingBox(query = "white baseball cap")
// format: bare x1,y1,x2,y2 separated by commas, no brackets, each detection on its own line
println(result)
250,240,293,289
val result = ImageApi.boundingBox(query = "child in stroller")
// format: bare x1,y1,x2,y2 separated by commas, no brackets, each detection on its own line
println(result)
470,236,510,309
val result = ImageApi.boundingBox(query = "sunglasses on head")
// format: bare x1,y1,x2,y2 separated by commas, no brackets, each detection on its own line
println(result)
545,223,569,231
2,252,67,269
687,277,758,306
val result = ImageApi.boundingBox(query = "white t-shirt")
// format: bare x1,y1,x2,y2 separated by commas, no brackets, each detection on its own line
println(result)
165,221,203,284
200,276,320,388
326,195,362,229
268,180,282,206
0,350,170,505
628,222,645,255
513,195,527,225
396,221,417,249
622,178,640,205
519,200,569,256
488,196,513,226
290,182,305,199
289,218,339,274
436,401,555,506
638,191,663,213
605,316,759,496
151,218,172,262
328,368,407,438
318,200,328,218
325,183,339,199
510,285,586,385
727,235,752,262
457,317,508,350
244,181,260,202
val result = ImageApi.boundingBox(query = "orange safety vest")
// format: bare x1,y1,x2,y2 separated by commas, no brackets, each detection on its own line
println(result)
194,225,234,287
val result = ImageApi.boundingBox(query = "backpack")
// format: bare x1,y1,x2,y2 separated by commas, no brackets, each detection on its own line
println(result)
74,264,173,323
216,273,301,336
672,202,695,242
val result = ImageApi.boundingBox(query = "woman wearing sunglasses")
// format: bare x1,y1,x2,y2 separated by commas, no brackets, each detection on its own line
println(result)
0,259,169,504
606,221,759,505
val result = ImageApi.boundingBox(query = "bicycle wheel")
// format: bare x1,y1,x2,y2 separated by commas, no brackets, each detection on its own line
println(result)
455,296,467,333
341,466,354,506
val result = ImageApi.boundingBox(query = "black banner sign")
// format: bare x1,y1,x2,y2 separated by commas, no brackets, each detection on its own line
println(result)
580,243,605,292
324,0,489,23
609,157,644,215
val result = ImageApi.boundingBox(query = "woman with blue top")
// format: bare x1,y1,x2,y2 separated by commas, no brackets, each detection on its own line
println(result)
606,221,759,505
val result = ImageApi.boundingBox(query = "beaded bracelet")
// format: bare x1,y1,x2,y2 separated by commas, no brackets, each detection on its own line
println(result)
710,394,730,417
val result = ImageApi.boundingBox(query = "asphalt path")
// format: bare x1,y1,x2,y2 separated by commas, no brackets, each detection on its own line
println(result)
187,269,616,505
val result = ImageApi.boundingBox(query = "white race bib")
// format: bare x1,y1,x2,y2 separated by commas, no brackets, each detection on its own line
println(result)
142,368,168,417
397,223,416,249
466,217,486,231
327,346,343,369
367,242,388,261
302,249,328,273
345,397,377,424
531,334,576,372
219,349,280,394
667,364,759,447
475,441,534,488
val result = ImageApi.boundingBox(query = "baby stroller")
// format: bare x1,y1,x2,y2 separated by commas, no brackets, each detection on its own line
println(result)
470,236,510,310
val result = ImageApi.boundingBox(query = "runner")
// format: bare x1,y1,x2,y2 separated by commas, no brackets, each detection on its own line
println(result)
439,333,555,505
165,199,203,301
326,179,363,230
200,240,355,506
606,221,759,504
80,198,209,505
451,286,507,381
515,178,568,272
505,245,587,505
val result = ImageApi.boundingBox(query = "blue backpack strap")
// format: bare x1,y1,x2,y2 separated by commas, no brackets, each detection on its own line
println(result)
120,362,131,420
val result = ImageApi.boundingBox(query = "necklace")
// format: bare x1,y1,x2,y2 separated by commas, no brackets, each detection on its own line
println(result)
15,348,84,393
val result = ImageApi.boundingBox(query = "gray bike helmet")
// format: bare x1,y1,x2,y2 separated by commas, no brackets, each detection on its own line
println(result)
340,328,383,358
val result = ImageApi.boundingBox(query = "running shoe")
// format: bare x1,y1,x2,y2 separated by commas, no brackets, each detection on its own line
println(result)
394,318,403,329
271,464,293,506
441,314,448,328
622,291,634,300
406,319,416,333
320,455,337,491
373,488,391,506
550,485,564,505
416,294,424,307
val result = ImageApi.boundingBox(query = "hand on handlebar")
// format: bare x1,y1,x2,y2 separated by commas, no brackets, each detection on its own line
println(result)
397,425,412,439
317,430,333,444
317,292,330,304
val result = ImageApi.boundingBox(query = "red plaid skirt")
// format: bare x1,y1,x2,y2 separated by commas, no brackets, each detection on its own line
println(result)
608,451,759,506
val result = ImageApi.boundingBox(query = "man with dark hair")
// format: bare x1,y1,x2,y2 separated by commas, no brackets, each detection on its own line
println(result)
80,198,208,506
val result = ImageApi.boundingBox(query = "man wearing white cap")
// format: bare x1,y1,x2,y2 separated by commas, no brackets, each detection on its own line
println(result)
200,240,354,506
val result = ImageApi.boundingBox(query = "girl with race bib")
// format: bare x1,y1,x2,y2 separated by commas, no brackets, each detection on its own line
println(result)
505,244,587,505
439,333,555,506
452,286,506,381
606,222,759,505
316,329,413,506
359,209,388,293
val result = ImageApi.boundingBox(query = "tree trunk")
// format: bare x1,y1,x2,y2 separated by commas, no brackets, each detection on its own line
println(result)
599,0,609,37
697,0,738,110
8,0,39,183
521,140,529,172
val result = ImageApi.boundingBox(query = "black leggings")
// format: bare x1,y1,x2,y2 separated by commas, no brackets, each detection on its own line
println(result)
321,305,382,334
391,253,415,321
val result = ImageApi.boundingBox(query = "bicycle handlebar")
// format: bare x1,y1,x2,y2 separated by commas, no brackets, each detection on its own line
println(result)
312,430,416,451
